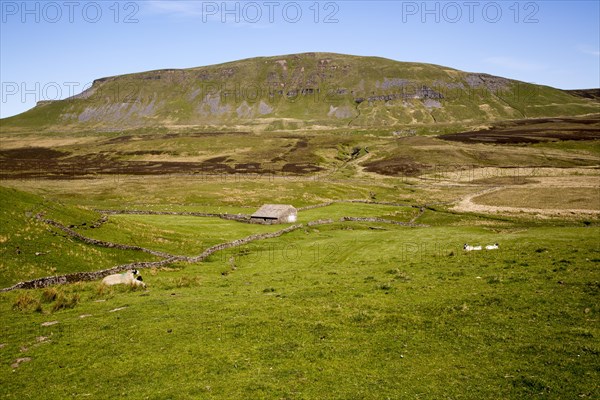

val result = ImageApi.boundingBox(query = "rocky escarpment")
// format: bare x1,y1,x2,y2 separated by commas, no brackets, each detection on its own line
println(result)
6,52,597,130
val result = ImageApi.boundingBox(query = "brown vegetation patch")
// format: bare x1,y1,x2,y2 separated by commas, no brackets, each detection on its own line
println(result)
282,163,323,174
0,152,322,179
101,131,248,145
363,157,427,176
118,150,170,156
439,115,600,144
564,89,600,101
193,131,251,137
470,176,539,185
0,147,69,159
292,139,309,150
103,135,133,144
162,131,250,138
234,163,262,173
204,156,233,163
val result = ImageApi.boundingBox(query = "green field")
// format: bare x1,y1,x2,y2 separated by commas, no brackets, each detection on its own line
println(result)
1,179,599,398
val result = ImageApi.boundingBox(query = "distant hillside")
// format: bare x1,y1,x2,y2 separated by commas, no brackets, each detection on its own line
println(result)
563,89,600,101
2,52,598,132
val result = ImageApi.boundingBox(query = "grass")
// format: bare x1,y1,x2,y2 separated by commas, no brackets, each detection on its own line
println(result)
0,187,158,288
475,187,600,210
0,172,598,399
298,202,419,223
11,286,80,314
533,139,600,156
0,174,414,210
0,222,598,398
80,214,291,256
11,292,42,312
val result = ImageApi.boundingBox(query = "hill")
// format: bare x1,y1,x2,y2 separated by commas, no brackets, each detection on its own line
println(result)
2,52,598,132
564,88,600,101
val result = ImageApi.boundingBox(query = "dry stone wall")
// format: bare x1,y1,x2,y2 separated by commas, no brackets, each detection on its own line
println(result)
37,214,180,259
0,258,178,292
2,203,431,291
1,217,303,291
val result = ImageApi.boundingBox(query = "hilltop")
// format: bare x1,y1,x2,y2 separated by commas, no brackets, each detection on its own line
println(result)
2,52,598,132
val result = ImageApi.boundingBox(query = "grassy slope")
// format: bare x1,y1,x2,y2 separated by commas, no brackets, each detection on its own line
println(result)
80,215,290,257
0,187,156,288
0,221,598,398
0,176,415,210
475,187,600,210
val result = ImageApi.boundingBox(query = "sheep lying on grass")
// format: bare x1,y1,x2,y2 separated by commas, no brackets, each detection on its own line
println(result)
102,270,146,288
464,243,499,251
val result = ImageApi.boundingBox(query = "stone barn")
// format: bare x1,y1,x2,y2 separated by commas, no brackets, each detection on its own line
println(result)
250,204,297,224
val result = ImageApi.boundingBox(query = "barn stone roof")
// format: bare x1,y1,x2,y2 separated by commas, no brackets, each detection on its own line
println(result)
251,204,296,219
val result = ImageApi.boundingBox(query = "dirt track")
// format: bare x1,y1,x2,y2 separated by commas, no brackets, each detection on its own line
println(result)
452,186,600,217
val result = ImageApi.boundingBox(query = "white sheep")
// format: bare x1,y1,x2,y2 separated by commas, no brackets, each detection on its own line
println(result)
463,244,482,251
485,243,499,250
102,270,146,288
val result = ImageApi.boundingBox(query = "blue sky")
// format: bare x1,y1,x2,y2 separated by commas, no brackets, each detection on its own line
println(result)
1,0,599,118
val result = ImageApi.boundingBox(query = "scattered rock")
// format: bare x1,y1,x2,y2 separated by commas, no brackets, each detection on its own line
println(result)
258,101,273,115
381,78,410,89
41,321,59,327
36,336,49,343
423,99,442,109
327,105,354,119
79,314,92,319
11,357,31,369
109,306,127,313
0,343,6,349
